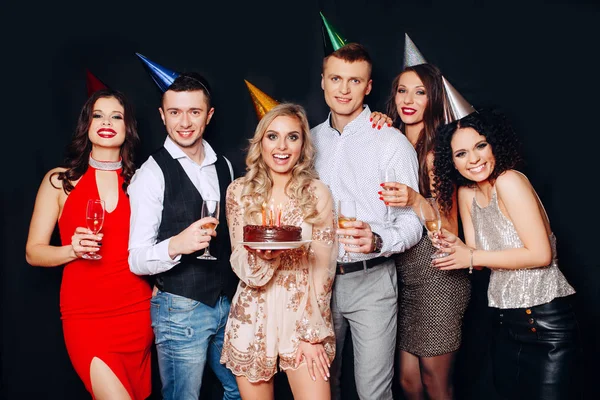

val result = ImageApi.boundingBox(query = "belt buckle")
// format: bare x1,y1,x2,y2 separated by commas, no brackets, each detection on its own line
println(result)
339,264,345,274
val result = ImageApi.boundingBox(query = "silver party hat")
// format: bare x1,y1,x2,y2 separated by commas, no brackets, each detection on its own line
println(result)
442,77,476,122
404,33,427,68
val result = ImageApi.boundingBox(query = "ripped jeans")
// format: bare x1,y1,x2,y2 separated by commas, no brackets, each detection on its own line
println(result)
151,290,240,400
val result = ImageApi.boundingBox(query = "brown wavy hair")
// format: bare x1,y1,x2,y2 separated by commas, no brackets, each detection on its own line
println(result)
242,103,319,224
385,64,445,198
51,89,139,194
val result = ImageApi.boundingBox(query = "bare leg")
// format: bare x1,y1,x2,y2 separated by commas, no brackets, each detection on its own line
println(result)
287,364,330,400
398,350,425,400
420,351,456,400
235,376,274,400
90,357,131,400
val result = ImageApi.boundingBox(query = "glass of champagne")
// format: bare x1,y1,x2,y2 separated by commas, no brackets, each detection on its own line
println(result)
419,197,449,259
197,200,219,260
379,167,396,225
338,200,357,263
83,199,105,260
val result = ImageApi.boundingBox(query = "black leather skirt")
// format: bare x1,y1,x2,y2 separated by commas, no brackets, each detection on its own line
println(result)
491,295,580,400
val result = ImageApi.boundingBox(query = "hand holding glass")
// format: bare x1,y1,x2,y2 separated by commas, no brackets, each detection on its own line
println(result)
83,199,105,260
197,200,219,260
338,200,357,263
380,168,396,224
419,198,450,259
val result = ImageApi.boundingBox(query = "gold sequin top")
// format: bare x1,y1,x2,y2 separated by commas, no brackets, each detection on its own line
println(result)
471,190,575,309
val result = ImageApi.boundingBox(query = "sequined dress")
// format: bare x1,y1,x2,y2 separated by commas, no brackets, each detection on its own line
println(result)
220,178,337,382
471,189,575,309
395,229,471,357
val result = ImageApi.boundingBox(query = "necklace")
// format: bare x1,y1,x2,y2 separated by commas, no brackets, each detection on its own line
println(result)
89,156,122,171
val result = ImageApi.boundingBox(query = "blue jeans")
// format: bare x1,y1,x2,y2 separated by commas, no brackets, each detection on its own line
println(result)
150,291,240,400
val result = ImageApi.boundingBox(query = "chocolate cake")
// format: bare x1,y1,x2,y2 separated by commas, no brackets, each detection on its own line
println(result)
243,225,302,242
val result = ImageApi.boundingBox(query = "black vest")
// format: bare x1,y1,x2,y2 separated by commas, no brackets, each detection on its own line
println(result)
153,147,238,307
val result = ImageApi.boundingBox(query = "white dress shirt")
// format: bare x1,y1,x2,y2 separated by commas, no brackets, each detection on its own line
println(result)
128,137,233,275
311,105,423,259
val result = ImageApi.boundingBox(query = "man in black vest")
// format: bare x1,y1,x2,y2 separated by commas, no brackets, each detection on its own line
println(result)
128,72,241,399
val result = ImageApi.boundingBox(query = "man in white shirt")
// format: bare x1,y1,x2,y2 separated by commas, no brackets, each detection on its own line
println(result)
311,43,422,400
127,72,240,400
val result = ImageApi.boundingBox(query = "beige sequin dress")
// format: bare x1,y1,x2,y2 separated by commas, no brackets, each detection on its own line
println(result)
220,178,337,382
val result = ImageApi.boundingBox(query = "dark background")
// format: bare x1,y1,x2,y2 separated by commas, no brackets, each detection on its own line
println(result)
2,0,598,398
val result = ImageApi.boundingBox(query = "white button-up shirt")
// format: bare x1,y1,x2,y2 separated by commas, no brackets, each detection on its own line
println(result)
127,136,233,275
311,105,422,259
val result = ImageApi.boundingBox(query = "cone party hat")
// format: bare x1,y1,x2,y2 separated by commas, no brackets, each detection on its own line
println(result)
320,11,348,54
136,53,180,92
443,77,476,122
244,80,280,120
86,70,108,97
402,34,475,122
403,33,427,68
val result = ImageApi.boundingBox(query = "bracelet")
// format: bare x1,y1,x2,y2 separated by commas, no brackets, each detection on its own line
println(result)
468,248,474,274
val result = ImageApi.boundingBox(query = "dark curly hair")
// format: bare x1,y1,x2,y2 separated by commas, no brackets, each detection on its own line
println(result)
385,64,445,198
433,109,523,215
50,89,140,194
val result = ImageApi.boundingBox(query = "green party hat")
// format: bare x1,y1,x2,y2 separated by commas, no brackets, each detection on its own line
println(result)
320,11,348,54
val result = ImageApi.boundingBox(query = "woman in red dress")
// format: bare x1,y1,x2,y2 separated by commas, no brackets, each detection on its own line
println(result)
26,89,153,399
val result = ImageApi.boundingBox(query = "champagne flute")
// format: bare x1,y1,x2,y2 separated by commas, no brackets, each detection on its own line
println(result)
419,197,449,259
380,167,396,225
337,200,357,263
83,199,105,260
197,200,219,260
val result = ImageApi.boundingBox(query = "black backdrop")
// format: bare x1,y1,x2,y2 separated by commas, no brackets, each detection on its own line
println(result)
2,0,599,399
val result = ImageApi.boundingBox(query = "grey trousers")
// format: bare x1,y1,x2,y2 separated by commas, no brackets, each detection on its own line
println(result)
329,260,398,400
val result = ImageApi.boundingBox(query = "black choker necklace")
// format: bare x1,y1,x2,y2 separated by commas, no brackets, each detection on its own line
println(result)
89,156,122,171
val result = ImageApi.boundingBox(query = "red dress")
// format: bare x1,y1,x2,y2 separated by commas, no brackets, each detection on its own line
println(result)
58,166,153,400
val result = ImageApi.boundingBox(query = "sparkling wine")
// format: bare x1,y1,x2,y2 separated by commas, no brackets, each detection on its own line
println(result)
202,222,217,230
338,217,357,228
86,217,104,234
425,220,440,232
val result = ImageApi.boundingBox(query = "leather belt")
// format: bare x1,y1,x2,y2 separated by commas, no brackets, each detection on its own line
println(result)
336,256,387,275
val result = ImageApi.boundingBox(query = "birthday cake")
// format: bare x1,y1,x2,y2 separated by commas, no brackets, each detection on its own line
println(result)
243,225,302,242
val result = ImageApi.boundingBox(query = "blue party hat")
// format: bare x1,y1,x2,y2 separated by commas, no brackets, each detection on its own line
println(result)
136,53,180,92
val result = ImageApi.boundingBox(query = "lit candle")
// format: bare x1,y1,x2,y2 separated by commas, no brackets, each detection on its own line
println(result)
277,203,282,227
261,202,267,226
269,203,275,227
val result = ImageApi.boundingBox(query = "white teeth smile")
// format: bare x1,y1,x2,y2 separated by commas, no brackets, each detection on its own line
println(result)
274,154,290,159
469,164,485,173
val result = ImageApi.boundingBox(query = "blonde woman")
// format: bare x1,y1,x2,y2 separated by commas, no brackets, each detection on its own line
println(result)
220,103,337,400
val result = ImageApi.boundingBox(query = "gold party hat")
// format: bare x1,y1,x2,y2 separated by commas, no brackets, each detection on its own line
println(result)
442,77,476,122
244,80,280,120
404,33,428,68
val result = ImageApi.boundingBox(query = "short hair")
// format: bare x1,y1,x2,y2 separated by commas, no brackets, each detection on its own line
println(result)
164,72,212,108
322,42,373,77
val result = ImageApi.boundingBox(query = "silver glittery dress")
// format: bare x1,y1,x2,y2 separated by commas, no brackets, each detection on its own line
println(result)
471,190,575,309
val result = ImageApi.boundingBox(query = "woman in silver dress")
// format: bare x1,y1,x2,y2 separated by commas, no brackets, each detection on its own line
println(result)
432,109,579,400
